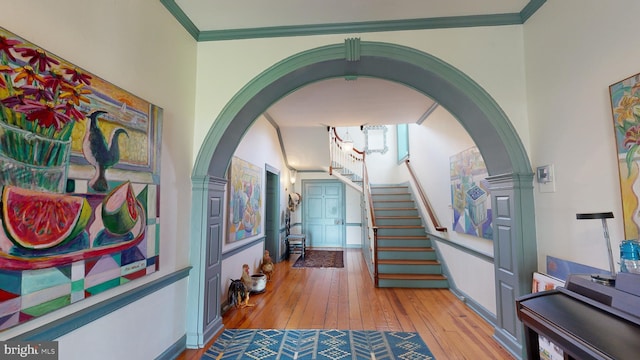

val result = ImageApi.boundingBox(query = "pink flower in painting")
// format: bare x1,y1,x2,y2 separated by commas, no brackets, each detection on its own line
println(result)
15,47,60,73
624,125,640,149
0,32,93,140
62,100,85,122
0,92,26,108
14,99,72,130
63,66,92,86
0,35,21,62
20,84,54,102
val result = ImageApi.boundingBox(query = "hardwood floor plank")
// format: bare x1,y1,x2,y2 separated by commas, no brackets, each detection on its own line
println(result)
178,248,513,360
323,268,343,328
335,265,351,329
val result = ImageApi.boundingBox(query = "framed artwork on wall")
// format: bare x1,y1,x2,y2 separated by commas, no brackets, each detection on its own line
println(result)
610,72,640,240
227,156,263,244
0,26,162,331
449,146,493,240
363,125,388,155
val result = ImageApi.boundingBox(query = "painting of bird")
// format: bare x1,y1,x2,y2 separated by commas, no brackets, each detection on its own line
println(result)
82,110,129,192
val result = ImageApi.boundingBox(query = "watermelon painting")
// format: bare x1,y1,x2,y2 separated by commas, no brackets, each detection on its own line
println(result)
101,181,139,235
0,179,158,332
0,185,147,270
2,186,92,250
0,26,162,333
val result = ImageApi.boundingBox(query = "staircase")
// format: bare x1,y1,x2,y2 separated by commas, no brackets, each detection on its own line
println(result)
372,184,449,288
328,127,364,192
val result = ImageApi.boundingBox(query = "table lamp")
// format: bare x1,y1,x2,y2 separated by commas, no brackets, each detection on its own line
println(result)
576,212,616,285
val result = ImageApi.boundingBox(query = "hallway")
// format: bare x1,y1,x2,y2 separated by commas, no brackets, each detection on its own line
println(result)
179,248,513,359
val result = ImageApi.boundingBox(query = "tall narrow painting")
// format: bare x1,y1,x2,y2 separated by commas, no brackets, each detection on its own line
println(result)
0,27,162,331
227,157,262,243
610,72,640,240
450,147,493,240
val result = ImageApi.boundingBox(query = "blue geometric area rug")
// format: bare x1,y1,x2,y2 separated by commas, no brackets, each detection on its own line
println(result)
201,329,435,360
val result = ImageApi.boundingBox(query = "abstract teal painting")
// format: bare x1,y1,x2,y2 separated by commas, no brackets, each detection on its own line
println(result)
227,156,262,243
450,146,493,240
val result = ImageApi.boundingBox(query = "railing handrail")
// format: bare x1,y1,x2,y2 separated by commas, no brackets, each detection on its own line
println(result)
363,163,379,286
331,127,365,155
328,127,365,185
404,159,447,232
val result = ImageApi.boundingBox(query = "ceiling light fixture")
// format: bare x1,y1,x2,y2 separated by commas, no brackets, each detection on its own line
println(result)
342,129,354,152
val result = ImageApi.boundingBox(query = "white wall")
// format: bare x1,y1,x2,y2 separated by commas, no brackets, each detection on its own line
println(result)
0,1,196,359
220,116,289,303
525,0,640,271
362,126,409,185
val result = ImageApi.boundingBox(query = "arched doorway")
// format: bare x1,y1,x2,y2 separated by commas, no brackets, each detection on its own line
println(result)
187,40,536,357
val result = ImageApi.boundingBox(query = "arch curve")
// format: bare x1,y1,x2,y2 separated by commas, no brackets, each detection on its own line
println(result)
192,42,532,178
188,41,535,357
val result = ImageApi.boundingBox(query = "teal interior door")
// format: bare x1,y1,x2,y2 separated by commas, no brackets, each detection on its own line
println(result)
303,180,344,248
265,168,279,261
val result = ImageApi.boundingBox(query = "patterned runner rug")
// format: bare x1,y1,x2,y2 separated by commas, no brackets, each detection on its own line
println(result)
292,250,344,268
202,329,435,359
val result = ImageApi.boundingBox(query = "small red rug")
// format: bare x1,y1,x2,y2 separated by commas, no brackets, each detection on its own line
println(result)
292,250,344,268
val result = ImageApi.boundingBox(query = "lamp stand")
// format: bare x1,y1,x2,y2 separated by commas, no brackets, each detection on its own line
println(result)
576,212,616,285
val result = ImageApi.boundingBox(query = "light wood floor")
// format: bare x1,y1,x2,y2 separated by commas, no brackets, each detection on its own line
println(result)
178,248,514,359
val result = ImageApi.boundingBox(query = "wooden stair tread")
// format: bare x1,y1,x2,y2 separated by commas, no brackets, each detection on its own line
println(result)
378,259,439,265
371,185,409,191
372,194,410,196
373,199,414,203
374,207,417,211
376,225,424,229
377,235,429,240
377,273,447,280
378,247,434,252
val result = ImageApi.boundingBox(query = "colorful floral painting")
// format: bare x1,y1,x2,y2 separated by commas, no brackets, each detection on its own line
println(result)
0,27,161,331
609,72,640,240
450,146,493,240
227,157,262,243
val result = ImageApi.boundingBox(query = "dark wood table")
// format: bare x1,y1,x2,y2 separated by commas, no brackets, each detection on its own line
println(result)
516,287,640,360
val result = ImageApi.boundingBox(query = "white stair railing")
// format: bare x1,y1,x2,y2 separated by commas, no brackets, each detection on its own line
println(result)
329,127,364,191
328,127,377,282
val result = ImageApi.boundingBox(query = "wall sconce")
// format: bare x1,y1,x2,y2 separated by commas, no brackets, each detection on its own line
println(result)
289,169,297,185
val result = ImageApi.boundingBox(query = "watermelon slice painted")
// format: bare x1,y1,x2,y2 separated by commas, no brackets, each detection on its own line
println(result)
1,186,91,250
101,181,138,235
